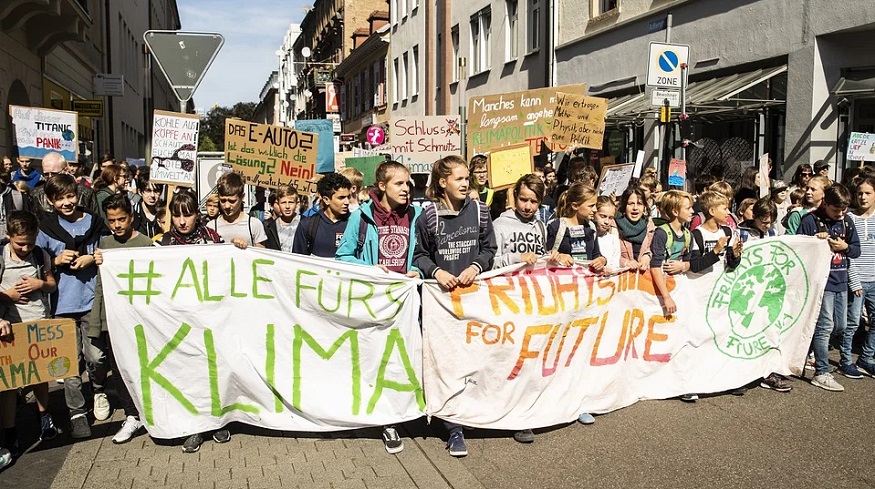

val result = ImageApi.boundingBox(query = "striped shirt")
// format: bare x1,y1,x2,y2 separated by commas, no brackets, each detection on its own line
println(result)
849,212,875,288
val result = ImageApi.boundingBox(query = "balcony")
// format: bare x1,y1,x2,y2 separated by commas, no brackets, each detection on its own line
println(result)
0,0,92,55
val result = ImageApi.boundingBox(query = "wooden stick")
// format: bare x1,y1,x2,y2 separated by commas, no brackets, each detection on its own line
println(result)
162,184,175,233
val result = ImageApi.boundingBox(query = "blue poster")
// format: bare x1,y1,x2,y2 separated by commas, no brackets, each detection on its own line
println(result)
295,119,335,173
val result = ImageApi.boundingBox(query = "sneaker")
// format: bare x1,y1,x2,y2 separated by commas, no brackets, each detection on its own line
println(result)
680,394,699,402
513,429,535,444
856,359,875,377
446,430,468,457
760,373,792,392
381,427,404,454
182,433,203,453
730,386,747,396
804,353,815,371
577,413,595,425
0,448,12,471
112,416,143,444
811,373,845,392
70,414,91,439
212,429,231,444
40,413,59,441
93,393,111,421
840,364,865,379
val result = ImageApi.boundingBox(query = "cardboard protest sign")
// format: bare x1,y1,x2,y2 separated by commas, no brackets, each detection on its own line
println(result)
0,319,79,391
9,105,78,161
668,158,686,187
389,116,462,174
467,84,587,159
150,110,200,186
848,132,875,162
487,144,533,190
294,119,335,173
549,92,608,150
344,156,384,187
225,120,318,194
422,237,830,429
759,154,770,198
598,163,635,196
100,246,423,438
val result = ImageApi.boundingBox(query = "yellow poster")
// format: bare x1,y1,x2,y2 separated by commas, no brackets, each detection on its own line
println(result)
487,144,533,190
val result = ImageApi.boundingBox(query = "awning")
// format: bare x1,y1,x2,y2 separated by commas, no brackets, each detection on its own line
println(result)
607,65,787,122
833,68,875,96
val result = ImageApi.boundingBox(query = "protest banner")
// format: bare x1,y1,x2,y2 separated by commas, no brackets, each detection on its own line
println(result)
467,84,587,159
225,120,319,194
294,119,335,173
344,156,384,187
549,92,609,150
389,116,462,174
597,163,635,196
422,236,831,429
9,105,78,161
150,110,200,186
668,158,687,187
100,246,423,439
848,132,875,162
0,319,79,391
487,144,533,190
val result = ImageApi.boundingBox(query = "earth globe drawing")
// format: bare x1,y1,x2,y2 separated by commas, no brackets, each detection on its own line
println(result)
727,265,786,338
48,356,71,378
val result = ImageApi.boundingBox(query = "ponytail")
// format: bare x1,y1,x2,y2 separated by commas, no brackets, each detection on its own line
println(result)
556,182,597,218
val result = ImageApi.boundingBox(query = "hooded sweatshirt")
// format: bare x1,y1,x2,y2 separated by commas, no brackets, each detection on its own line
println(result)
292,209,349,257
413,198,497,277
492,208,547,269
336,190,421,273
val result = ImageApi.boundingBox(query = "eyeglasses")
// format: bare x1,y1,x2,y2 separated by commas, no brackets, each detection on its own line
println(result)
473,170,488,175
801,172,812,176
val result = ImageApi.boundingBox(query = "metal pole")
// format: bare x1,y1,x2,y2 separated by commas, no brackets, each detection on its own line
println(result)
680,64,687,163
459,105,467,158
665,12,672,43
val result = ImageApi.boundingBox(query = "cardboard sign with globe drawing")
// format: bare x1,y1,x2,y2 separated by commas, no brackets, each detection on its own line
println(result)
0,318,78,391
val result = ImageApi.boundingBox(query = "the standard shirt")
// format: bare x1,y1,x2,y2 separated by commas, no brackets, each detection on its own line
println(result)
0,246,49,322
690,225,732,274
211,214,267,246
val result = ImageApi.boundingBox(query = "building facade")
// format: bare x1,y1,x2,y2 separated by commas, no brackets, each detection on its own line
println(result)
556,0,875,182
253,71,280,125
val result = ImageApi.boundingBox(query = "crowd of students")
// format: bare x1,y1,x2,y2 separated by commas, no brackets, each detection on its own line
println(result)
0,148,869,469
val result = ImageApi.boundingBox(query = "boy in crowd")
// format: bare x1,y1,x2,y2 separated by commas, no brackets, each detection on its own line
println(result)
786,175,830,234
797,184,860,392
293,173,352,257
11,156,41,189
263,185,300,252
88,193,154,443
204,193,220,222
340,167,365,212
650,190,695,321
209,172,267,248
0,211,58,458
36,174,109,438
132,172,163,239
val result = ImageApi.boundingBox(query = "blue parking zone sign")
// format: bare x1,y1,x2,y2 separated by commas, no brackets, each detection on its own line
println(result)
647,42,690,88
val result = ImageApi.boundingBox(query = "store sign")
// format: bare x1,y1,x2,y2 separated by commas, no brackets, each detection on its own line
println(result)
72,99,104,118
94,74,125,97
366,125,386,146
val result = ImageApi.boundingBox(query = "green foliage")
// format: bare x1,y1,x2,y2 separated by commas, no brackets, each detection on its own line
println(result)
198,102,257,150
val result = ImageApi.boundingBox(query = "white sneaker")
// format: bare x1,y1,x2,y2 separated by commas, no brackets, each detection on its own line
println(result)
112,416,143,444
93,393,112,421
812,373,845,392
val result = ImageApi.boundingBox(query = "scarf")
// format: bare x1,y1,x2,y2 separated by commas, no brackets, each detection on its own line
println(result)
163,223,223,246
38,208,110,254
615,215,648,244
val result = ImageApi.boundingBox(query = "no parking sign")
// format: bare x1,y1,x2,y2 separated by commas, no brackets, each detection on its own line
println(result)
647,42,690,88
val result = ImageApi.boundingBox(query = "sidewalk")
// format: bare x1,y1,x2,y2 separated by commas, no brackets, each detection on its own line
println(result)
45,414,485,489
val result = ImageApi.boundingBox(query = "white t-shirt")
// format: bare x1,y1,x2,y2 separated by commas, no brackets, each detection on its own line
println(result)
690,225,733,274
212,214,267,246
597,231,622,269
277,216,300,252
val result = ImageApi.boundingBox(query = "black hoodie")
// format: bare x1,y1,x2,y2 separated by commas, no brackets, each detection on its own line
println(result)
292,210,349,257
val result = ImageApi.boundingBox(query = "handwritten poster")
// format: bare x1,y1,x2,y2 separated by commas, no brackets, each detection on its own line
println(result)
389,116,462,174
0,319,79,391
848,132,875,162
549,92,608,150
597,163,635,196
294,119,335,173
150,110,200,186
487,144,533,190
467,84,587,159
9,105,78,161
668,158,687,188
225,120,319,193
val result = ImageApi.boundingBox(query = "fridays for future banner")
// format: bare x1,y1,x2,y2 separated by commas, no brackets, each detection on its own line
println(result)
102,237,829,437
9,105,78,161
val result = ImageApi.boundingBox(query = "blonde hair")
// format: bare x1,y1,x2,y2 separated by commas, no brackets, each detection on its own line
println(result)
426,155,468,201
699,191,729,216
205,193,219,205
340,167,364,191
807,175,831,191
708,181,734,201
556,182,597,218
637,174,658,192
658,190,693,220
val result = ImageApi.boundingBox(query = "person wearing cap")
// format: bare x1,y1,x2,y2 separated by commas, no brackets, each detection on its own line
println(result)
11,155,42,189
770,179,790,235
814,160,830,178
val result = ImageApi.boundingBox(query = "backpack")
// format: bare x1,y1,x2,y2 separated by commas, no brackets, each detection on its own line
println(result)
422,200,490,241
551,218,568,253
0,244,49,284
810,212,853,238
654,219,691,260
305,214,321,255
692,225,732,256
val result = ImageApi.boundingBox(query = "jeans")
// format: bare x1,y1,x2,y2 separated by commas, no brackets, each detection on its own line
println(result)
60,312,106,417
814,290,847,376
107,332,138,417
847,282,875,365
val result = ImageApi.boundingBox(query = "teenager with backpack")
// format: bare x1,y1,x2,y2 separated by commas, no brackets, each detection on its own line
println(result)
292,173,352,257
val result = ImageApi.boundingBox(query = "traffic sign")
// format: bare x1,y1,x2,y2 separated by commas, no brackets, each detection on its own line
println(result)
651,89,681,108
143,31,224,102
366,126,386,146
647,42,690,88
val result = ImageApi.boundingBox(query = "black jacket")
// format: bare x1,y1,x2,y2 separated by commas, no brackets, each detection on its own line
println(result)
262,218,281,251
31,183,99,222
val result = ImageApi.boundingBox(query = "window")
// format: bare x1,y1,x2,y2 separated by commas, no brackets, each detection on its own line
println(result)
392,57,399,104
528,0,540,52
506,0,519,61
400,0,408,20
411,46,419,97
451,26,460,82
470,7,491,74
597,0,618,15
401,52,409,100
391,0,398,25
411,0,419,12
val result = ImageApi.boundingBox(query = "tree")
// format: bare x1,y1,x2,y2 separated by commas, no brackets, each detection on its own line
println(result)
198,102,257,150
